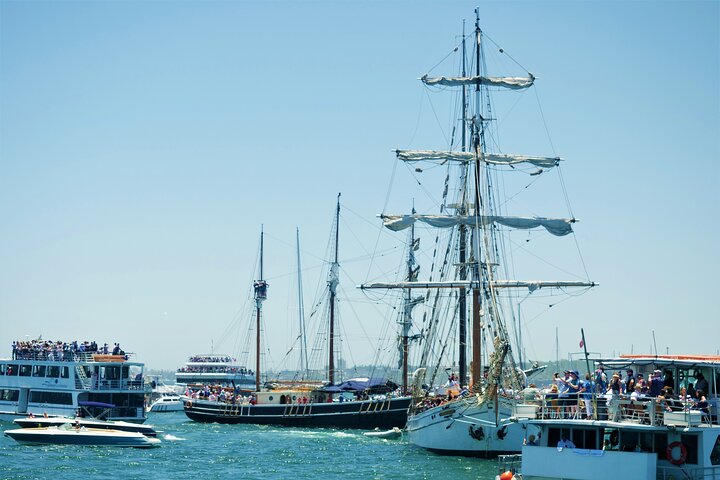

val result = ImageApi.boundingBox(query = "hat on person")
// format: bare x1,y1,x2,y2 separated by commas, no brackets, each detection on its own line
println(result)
626,369,633,374
570,370,579,377
637,373,644,377
653,369,662,375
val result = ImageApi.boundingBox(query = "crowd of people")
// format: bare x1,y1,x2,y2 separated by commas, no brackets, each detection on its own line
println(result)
519,367,711,420
11,339,127,361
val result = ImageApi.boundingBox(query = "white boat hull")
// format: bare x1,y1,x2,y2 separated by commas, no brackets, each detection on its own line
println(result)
406,398,540,456
4,426,161,448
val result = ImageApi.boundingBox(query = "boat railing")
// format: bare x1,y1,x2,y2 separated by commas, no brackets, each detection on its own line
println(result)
11,351,131,363
533,393,717,426
657,464,720,479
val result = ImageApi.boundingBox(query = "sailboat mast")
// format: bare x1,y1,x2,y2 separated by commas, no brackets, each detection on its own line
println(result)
253,226,268,392
458,19,468,389
296,227,308,377
470,8,483,391
401,206,416,394
328,193,341,384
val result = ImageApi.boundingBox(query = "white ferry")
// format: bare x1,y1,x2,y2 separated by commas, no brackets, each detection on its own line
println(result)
175,354,255,390
0,341,147,423
501,355,720,480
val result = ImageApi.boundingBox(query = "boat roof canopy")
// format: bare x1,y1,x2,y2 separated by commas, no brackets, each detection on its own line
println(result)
596,355,720,369
319,377,399,393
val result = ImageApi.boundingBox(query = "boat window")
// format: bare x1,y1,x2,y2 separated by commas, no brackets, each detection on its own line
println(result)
6,364,18,376
603,428,619,451
0,364,4,375
620,430,640,452
681,434,699,464
29,391,73,405
19,364,32,376
638,432,655,453
1,389,19,401
32,365,46,377
573,428,598,450
711,435,720,465
547,427,562,447
46,366,60,378
61,366,69,379
654,433,668,461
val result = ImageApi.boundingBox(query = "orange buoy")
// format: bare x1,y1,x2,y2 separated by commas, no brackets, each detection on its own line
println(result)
499,471,514,480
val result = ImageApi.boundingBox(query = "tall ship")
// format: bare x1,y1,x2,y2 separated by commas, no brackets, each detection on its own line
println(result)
182,199,412,428
360,9,596,455
176,354,255,391
0,340,147,423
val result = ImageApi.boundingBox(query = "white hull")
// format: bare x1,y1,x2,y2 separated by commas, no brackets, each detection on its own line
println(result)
406,398,540,456
4,425,161,448
148,398,183,413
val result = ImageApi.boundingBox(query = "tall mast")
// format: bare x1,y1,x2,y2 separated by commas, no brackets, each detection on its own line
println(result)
401,205,417,394
470,7,483,391
296,227,308,377
253,226,268,391
457,18,468,389
328,193,341,384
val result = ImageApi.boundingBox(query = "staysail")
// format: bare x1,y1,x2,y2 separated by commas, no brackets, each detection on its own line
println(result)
380,214,575,237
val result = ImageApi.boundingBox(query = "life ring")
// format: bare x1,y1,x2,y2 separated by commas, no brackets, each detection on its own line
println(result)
666,441,687,465
186,401,193,409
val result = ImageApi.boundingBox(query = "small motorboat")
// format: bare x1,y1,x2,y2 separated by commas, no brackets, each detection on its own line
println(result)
14,416,158,437
4,423,161,448
148,393,183,413
363,427,402,439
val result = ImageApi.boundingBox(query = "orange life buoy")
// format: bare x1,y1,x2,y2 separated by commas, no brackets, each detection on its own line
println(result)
666,441,687,465
186,400,193,409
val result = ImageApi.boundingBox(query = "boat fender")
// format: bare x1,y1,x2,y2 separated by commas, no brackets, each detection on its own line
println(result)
666,441,687,465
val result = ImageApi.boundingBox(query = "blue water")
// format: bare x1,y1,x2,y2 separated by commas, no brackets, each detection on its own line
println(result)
0,412,499,479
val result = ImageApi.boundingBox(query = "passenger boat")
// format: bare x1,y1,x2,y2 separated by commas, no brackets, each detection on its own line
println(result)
4,423,160,448
183,206,412,429
176,354,255,390
504,354,720,479
359,8,595,456
0,341,148,423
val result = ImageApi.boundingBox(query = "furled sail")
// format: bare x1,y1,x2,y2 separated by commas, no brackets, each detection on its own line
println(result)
396,150,561,169
421,73,534,90
381,214,575,237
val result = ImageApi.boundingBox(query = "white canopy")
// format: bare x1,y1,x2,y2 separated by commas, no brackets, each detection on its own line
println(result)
381,214,574,237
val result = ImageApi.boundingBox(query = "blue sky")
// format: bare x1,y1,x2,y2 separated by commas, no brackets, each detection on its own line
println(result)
1,1,718,372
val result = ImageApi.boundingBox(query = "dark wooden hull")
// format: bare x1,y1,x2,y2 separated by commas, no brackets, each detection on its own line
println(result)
182,397,411,429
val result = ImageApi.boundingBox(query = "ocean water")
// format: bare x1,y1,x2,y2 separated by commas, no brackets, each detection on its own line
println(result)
0,412,500,479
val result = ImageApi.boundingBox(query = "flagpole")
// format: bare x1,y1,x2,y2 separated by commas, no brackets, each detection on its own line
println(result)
580,328,596,420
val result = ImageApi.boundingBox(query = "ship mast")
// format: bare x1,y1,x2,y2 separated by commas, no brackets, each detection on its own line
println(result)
328,193,341,384
253,226,268,392
296,227,309,377
470,7,484,392
457,19,469,390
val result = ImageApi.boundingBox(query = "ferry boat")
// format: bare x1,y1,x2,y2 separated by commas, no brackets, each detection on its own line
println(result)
0,341,147,423
506,355,720,479
175,354,255,390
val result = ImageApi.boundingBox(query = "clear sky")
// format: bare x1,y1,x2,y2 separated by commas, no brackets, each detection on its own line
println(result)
1,1,718,372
